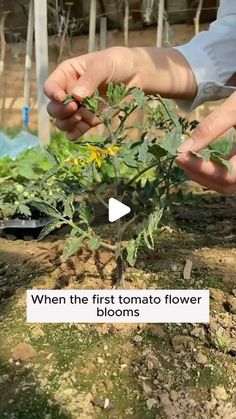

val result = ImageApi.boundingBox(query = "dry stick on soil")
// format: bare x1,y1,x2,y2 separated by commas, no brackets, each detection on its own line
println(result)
183,259,193,280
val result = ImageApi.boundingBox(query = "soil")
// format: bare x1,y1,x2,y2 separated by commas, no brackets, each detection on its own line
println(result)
0,191,236,418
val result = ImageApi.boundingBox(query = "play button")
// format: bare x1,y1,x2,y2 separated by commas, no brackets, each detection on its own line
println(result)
108,198,131,222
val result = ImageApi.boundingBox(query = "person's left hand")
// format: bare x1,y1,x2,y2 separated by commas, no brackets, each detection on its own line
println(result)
176,92,236,194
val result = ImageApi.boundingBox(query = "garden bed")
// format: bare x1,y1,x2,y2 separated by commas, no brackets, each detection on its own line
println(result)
0,193,236,418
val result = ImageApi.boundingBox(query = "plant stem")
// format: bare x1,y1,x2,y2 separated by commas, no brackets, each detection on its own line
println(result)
156,95,179,128
107,119,125,288
95,192,108,209
123,161,158,193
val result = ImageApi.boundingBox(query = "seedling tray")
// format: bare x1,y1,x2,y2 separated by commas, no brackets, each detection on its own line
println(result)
0,217,51,240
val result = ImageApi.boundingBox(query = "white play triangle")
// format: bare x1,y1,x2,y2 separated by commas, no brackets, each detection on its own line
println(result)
108,198,131,222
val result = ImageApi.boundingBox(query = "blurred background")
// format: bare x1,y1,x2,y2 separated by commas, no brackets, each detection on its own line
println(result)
0,0,219,135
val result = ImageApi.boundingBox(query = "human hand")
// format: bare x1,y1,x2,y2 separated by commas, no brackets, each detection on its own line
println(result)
177,92,236,194
44,47,140,140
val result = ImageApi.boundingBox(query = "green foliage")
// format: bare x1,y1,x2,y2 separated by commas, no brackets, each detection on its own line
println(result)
0,83,233,286
63,236,85,259
79,201,94,226
38,219,65,240
194,148,233,172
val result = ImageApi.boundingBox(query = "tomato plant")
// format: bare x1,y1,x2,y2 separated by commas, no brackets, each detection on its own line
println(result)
1,84,231,287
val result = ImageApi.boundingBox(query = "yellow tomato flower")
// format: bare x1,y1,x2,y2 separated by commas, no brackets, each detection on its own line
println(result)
87,144,106,167
106,144,121,156
65,156,80,166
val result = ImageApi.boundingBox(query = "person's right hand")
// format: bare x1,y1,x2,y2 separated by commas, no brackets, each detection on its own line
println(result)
44,47,140,140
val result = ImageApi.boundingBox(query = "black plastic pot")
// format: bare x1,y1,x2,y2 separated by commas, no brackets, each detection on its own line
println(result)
0,217,51,240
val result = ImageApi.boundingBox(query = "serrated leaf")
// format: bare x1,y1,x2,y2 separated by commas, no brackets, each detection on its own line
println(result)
79,201,94,225
143,208,163,249
18,204,31,217
138,137,149,164
30,200,61,218
42,165,60,183
64,193,74,219
87,236,102,251
159,129,183,156
38,219,65,240
211,155,233,172
70,227,81,237
63,236,84,259
194,149,212,161
210,139,233,156
132,88,146,109
126,237,141,267
194,149,233,173
42,147,60,165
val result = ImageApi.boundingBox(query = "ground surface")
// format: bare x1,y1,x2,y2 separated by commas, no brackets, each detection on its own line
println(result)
0,193,236,419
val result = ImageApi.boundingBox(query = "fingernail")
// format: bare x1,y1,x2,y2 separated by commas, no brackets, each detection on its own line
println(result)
67,131,81,141
72,86,88,100
178,138,195,153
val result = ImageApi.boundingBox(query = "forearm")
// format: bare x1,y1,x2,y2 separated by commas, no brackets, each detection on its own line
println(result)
130,47,197,100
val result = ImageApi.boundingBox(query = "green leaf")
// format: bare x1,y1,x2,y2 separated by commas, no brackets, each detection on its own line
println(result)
126,237,141,267
106,83,128,104
30,200,61,218
209,139,233,156
18,164,36,180
63,236,84,259
194,149,233,173
132,88,147,109
138,137,149,164
79,201,94,225
87,236,102,251
211,155,233,172
42,147,60,165
143,208,163,249
70,227,81,237
158,129,183,156
149,144,168,159
38,219,65,240
64,193,74,219
42,165,60,183
83,93,100,113
18,204,31,217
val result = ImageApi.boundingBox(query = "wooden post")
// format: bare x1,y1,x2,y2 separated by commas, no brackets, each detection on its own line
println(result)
57,2,73,64
34,0,50,145
194,0,203,121
88,0,96,52
100,16,107,50
194,0,203,35
0,11,10,126
23,0,34,128
156,0,164,48
124,0,129,47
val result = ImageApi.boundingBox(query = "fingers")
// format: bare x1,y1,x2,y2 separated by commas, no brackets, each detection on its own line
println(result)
47,100,78,119
70,51,112,100
176,151,236,194
55,106,102,140
44,63,73,102
178,92,236,153
67,121,92,141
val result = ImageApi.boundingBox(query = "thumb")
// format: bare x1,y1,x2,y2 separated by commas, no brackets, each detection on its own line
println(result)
71,52,111,100
72,71,98,101
178,92,236,153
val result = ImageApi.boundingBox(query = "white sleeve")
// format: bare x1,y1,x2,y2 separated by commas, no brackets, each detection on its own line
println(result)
174,0,236,112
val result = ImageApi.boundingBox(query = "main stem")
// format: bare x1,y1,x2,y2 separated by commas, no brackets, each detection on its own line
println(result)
107,118,125,288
